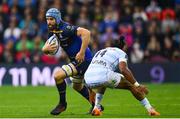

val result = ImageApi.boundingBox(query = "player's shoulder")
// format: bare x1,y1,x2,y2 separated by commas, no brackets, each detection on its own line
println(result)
106,47,126,54
61,21,78,31
106,47,128,59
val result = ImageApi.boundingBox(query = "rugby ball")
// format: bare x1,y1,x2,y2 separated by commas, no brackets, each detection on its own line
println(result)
47,34,59,55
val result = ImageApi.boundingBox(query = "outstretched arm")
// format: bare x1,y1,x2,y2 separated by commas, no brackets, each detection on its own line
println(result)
119,61,148,94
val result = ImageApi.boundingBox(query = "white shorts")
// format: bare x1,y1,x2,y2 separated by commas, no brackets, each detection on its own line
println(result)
85,67,122,88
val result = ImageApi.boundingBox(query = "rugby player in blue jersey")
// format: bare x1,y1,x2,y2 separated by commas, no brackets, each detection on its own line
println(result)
42,8,103,115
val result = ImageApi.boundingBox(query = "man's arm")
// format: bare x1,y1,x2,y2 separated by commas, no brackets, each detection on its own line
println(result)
119,61,149,94
119,62,139,86
75,27,91,63
77,27,91,54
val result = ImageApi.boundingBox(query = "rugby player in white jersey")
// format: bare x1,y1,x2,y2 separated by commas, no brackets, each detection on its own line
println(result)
84,36,160,116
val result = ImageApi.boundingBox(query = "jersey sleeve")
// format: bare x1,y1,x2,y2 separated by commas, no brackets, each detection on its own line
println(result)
64,24,78,36
118,52,128,63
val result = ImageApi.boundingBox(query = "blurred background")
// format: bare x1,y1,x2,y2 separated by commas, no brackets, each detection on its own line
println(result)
0,0,180,86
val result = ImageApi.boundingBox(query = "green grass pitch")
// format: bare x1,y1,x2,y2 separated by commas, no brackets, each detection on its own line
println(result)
0,83,180,118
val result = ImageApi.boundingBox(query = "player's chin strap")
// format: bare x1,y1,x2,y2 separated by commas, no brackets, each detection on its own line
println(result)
49,30,63,34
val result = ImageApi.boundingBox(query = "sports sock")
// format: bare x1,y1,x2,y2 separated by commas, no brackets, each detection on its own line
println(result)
95,93,103,108
140,97,152,110
77,85,90,101
56,81,66,104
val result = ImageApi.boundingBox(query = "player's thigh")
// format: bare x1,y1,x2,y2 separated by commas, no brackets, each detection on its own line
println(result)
106,71,123,88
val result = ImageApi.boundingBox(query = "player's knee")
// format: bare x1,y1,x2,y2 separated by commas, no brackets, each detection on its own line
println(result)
54,69,66,83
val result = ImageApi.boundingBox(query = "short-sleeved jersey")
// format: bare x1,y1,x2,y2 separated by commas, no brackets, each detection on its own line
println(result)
48,21,92,62
84,47,128,85
88,47,128,71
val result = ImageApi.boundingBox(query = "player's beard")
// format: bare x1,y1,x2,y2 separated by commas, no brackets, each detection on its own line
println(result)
47,24,58,31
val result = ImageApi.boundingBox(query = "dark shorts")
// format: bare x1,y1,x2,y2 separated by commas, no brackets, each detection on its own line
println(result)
71,60,91,77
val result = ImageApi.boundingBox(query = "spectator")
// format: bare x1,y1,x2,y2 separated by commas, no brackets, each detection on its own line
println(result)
76,12,90,28
161,7,176,20
118,24,133,48
37,7,48,39
0,15,5,43
133,19,147,50
100,26,118,47
99,11,118,33
146,0,161,20
3,15,21,43
15,30,33,52
0,43,3,62
0,0,179,64
173,25,180,47
162,36,174,60
90,28,101,55
15,39,31,64
161,13,176,33
120,6,133,24
3,40,15,63
31,35,44,63
19,11,36,38
130,40,144,63
145,35,168,62
172,49,180,62
133,6,148,22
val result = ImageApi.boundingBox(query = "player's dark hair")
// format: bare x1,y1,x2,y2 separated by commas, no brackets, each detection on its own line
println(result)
112,36,126,49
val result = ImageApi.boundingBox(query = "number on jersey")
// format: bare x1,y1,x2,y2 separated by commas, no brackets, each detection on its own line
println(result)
95,50,107,57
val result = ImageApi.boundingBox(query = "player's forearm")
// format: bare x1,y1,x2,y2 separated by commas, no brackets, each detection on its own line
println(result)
77,28,91,53
121,67,137,85
119,62,138,86
80,31,90,53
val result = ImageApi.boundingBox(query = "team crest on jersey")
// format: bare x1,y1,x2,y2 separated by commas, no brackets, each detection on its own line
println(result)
58,34,63,38
66,25,74,30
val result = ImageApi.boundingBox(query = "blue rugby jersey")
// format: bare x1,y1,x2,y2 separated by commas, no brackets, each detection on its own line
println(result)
48,21,92,62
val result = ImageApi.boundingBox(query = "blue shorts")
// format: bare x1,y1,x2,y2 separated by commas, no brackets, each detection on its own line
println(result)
71,60,91,77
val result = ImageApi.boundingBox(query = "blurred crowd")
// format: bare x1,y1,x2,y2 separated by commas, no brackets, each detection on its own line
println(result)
0,0,180,64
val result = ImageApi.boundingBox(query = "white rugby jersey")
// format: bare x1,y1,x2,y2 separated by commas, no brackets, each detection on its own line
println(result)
88,47,128,71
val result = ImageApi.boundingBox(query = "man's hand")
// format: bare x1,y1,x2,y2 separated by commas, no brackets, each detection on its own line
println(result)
42,41,57,54
75,51,85,63
136,85,149,95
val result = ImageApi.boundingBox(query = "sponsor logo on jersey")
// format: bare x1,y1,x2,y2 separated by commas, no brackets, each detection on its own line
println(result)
92,60,107,66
